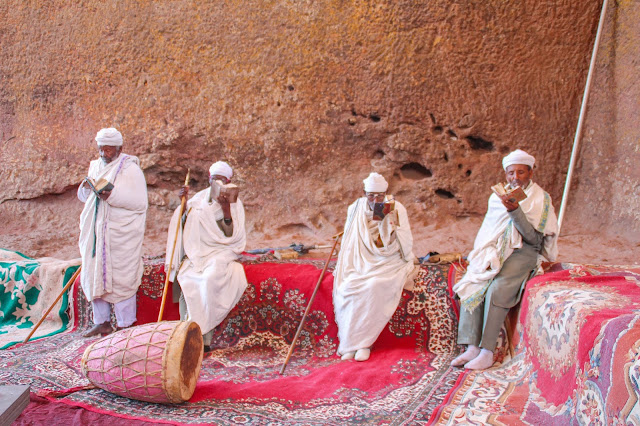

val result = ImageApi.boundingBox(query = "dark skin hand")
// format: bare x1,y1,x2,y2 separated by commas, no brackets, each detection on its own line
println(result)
179,174,232,220
499,194,520,212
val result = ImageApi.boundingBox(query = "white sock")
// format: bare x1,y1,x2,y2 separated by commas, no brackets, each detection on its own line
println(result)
464,348,494,370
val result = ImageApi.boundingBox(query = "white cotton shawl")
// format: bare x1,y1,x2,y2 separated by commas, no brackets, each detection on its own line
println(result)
453,182,558,311
165,188,247,335
333,198,417,354
78,155,148,303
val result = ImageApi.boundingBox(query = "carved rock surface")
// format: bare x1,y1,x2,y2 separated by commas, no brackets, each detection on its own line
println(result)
0,1,636,261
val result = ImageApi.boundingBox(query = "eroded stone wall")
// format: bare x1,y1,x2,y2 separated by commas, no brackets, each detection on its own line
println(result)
564,0,640,242
2,0,624,255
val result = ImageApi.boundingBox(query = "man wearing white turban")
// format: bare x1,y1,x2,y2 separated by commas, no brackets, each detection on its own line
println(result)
333,172,419,361
78,128,148,337
165,161,247,351
451,149,558,370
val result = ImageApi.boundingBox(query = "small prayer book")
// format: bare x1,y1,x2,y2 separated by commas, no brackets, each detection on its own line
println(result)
84,177,114,195
210,180,239,203
491,182,527,203
372,197,395,221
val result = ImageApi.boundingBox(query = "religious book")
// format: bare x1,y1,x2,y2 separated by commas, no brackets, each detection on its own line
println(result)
210,180,239,203
84,177,114,195
491,182,527,203
372,197,395,221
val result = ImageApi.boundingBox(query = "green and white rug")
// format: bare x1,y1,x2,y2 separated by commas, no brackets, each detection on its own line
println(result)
0,249,80,349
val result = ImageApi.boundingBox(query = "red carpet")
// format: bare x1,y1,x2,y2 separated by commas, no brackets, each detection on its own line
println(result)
5,254,462,425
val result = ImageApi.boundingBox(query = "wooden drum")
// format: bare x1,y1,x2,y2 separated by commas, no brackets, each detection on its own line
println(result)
81,321,203,404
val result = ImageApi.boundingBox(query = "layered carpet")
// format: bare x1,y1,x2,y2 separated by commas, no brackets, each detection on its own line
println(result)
5,251,637,425
431,263,640,425
2,253,464,425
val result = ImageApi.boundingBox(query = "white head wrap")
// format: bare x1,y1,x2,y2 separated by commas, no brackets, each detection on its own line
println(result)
95,128,123,146
209,161,233,180
502,149,535,170
362,172,388,192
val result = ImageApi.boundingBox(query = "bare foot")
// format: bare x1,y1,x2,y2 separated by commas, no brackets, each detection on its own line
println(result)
355,348,370,361
451,345,481,367
464,349,495,370
82,321,113,338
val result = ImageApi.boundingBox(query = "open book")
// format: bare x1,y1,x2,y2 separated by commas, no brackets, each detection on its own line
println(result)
210,180,239,203
84,177,114,195
491,182,527,203
372,197,395,221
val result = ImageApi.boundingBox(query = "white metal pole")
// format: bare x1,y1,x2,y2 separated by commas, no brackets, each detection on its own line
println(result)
557,0,610,235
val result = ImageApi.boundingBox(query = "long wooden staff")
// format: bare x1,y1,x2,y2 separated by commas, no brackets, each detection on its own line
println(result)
158,169,190,322
23,266,82,344
280,231,343,375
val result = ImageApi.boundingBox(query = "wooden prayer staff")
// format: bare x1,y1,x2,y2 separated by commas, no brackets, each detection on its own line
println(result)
23,266,82,344
279,231,343,375
158,169,190,322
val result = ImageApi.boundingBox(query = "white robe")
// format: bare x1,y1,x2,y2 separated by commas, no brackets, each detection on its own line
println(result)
333,198,417,354
78,154,148,304
453,181,558,311
165,188,247,335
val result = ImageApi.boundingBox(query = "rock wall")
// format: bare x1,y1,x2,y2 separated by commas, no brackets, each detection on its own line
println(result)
2,1,628,258
564,0,640,243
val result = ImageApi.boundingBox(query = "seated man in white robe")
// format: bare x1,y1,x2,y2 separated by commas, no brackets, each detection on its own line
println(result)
78,128,148,337
333,172,419,362
165,161,248,351
452,149,558,370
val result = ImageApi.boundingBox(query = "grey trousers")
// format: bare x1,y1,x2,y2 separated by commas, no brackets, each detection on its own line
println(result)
177,284,214,346
457,244,538,351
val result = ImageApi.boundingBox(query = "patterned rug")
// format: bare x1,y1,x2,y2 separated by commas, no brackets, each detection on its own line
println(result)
3,254,464,425
0,248,80,349
430,263,640,425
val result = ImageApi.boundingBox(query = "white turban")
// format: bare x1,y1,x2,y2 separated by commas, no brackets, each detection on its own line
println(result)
363,172,388,193
95,128,123,146
502,149,535,170
209,161,233,180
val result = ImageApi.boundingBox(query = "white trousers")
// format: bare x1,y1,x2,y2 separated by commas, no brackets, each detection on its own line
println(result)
91,295,137,327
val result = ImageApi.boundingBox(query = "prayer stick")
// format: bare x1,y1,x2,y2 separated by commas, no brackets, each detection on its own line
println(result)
279,231,343,375
23,266,81,344
158,169,190,322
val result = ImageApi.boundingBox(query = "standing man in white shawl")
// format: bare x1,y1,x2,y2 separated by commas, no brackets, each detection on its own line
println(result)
165,161,247,351
452,149,558,370
78,128,148,337
333,172,418,362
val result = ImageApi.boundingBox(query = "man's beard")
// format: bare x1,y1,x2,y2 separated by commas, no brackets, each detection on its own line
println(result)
101,153,120,164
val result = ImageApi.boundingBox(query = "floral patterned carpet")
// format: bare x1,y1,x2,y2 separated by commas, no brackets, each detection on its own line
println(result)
431,263,640,425
2,254,464,425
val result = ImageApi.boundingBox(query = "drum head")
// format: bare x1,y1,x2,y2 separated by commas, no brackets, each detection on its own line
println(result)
164,321,203,403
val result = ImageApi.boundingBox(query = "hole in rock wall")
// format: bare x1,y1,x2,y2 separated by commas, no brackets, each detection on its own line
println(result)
435,189,456,199
466,136,494,151
277,223,314,235
400,163,432,179
369,114,381,122
372,150,385,159
447,129,458,140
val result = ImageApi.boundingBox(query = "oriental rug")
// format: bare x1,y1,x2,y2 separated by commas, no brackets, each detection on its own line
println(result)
0,248,80,349
430,263,640,425
3,254,464,425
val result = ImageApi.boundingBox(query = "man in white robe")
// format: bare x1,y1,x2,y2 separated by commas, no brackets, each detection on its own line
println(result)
333,172,418,362
78,128,148,337
165,161,247,351
452,149,558,370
